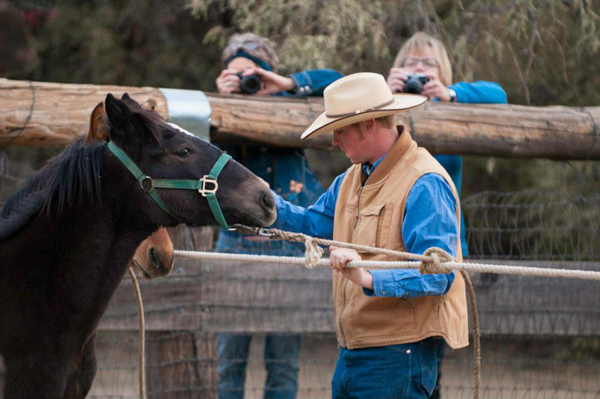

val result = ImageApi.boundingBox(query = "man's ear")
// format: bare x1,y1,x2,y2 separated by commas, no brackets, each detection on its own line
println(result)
363,119,376,134
105,93,138,144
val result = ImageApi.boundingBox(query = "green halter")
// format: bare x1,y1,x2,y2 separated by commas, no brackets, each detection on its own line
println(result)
107,141,232,229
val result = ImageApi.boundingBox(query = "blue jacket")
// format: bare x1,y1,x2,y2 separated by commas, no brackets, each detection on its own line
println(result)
273,152,459,299
435,81,507,256
217,69,344,250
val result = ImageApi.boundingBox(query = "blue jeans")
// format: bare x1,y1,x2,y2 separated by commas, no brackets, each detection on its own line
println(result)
332,338,441,399
215,233,304,399
218,334,301,399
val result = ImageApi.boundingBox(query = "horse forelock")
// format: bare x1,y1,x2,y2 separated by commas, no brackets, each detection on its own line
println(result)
131,107,165,147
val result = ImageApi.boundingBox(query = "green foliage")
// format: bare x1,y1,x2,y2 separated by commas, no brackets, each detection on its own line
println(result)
6,0,600,198
188,0,600,106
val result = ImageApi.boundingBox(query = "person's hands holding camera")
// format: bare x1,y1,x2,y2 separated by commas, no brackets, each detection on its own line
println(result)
387,67,410,93
216,69,243,94
242,67,296,95
421,75,453,102
329,246,374,290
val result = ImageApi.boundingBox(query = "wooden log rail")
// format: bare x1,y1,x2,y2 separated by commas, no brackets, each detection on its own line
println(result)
101,257,600,337
1,78,600,159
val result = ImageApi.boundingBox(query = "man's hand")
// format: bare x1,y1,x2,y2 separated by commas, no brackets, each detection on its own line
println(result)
421,76,452,101
243,67,296,95
387,67,409,93
329,246,374,290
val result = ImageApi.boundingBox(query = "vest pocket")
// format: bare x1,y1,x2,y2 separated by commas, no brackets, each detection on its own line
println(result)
353,203,392,249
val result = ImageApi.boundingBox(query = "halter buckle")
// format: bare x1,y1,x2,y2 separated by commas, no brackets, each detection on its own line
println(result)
198,176,218,196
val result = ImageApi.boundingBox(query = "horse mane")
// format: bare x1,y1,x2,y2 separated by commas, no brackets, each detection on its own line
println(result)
0,139,105,239
0,100,166,239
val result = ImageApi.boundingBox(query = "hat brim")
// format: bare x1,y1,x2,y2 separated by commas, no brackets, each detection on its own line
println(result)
301,94,427,140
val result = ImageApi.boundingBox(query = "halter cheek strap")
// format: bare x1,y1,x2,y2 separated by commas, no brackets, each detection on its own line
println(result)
106,141,232,229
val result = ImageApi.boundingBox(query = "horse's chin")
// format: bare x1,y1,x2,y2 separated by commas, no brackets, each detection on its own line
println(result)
236,210,276,228
132,259,154,280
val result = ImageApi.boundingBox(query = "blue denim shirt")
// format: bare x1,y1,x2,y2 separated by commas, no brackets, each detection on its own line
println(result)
216,69,344,254
272,146,459,299
435,81,507,256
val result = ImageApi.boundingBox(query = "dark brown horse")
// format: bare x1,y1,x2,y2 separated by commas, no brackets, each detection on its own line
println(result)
86,99,174,279
0,94,276,398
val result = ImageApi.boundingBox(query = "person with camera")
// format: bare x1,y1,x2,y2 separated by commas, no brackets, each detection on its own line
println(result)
388,31,506,258
214,33,343,399
388,31,507,398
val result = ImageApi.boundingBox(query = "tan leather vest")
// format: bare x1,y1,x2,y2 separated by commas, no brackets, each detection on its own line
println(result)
332,130,469,350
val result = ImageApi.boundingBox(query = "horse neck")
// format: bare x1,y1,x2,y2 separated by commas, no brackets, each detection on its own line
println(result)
2,165,157,337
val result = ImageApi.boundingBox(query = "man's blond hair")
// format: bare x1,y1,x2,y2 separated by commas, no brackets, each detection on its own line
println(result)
392,32,453,86
351,115,397,130
221,33,279,72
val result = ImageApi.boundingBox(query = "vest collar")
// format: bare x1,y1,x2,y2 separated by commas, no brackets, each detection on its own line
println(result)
362,127,415,186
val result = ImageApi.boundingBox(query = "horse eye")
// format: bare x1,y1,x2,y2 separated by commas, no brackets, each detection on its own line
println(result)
175,148,191,158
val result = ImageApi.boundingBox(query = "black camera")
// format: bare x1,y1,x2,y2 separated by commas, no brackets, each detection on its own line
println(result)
403,73,429,94
236,72,262,94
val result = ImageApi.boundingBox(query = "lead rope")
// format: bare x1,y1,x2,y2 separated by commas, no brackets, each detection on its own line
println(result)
267,229,481,399
128,267,147,399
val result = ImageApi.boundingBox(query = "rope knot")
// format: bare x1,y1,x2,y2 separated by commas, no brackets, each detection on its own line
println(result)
304,237,324,269
420,247,454,275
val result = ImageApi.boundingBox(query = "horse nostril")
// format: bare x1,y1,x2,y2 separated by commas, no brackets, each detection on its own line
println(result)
149,247,160,268
262,192,275,210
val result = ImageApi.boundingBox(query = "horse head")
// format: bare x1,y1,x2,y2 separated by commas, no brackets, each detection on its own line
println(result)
104,93,277,230
87,97,174,279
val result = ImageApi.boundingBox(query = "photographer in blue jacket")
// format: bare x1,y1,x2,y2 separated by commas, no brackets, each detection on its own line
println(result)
387,31,507,399
214,32,343,399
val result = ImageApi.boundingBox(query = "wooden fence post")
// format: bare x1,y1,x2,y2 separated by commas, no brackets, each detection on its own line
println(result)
145,225,218,398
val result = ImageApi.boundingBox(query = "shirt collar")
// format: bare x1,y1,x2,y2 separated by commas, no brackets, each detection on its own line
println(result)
362,154,387,177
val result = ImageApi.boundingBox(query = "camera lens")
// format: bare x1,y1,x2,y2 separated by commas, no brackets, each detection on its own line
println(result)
240,75,261,94
404,79,423,94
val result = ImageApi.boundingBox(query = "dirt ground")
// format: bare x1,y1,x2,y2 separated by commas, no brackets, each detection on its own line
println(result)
89,333,600,399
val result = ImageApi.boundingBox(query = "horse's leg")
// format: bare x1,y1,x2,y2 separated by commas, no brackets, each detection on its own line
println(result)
63,333,98,399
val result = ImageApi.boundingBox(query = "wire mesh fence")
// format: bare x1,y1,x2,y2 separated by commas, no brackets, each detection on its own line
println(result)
1,147,600,398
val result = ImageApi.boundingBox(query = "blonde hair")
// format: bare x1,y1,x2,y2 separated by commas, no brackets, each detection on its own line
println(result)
392,32,452,86
221,33,279,72
351,115,397,130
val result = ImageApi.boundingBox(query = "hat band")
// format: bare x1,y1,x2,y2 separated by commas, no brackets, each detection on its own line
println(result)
325,98,395,118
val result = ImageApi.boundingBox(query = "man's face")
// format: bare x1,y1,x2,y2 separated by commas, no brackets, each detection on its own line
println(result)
332,123,369,164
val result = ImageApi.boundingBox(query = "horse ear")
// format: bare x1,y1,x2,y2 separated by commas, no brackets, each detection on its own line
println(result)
121,93,132,101
85,102,108,144
105,93,138,144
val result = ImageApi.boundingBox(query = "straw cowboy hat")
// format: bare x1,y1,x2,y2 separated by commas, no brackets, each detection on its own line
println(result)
301,72,427,140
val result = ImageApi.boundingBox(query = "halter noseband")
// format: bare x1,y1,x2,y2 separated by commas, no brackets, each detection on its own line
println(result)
107,141,232,229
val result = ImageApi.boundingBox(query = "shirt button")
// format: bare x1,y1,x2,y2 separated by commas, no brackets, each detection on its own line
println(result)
406,349,411,354
382,290,386,295
266,167,272,173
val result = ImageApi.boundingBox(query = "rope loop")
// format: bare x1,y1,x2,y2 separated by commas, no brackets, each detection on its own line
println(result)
420,247,454,275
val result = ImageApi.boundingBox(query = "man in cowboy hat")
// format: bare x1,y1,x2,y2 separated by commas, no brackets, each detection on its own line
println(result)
271,72,468,399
